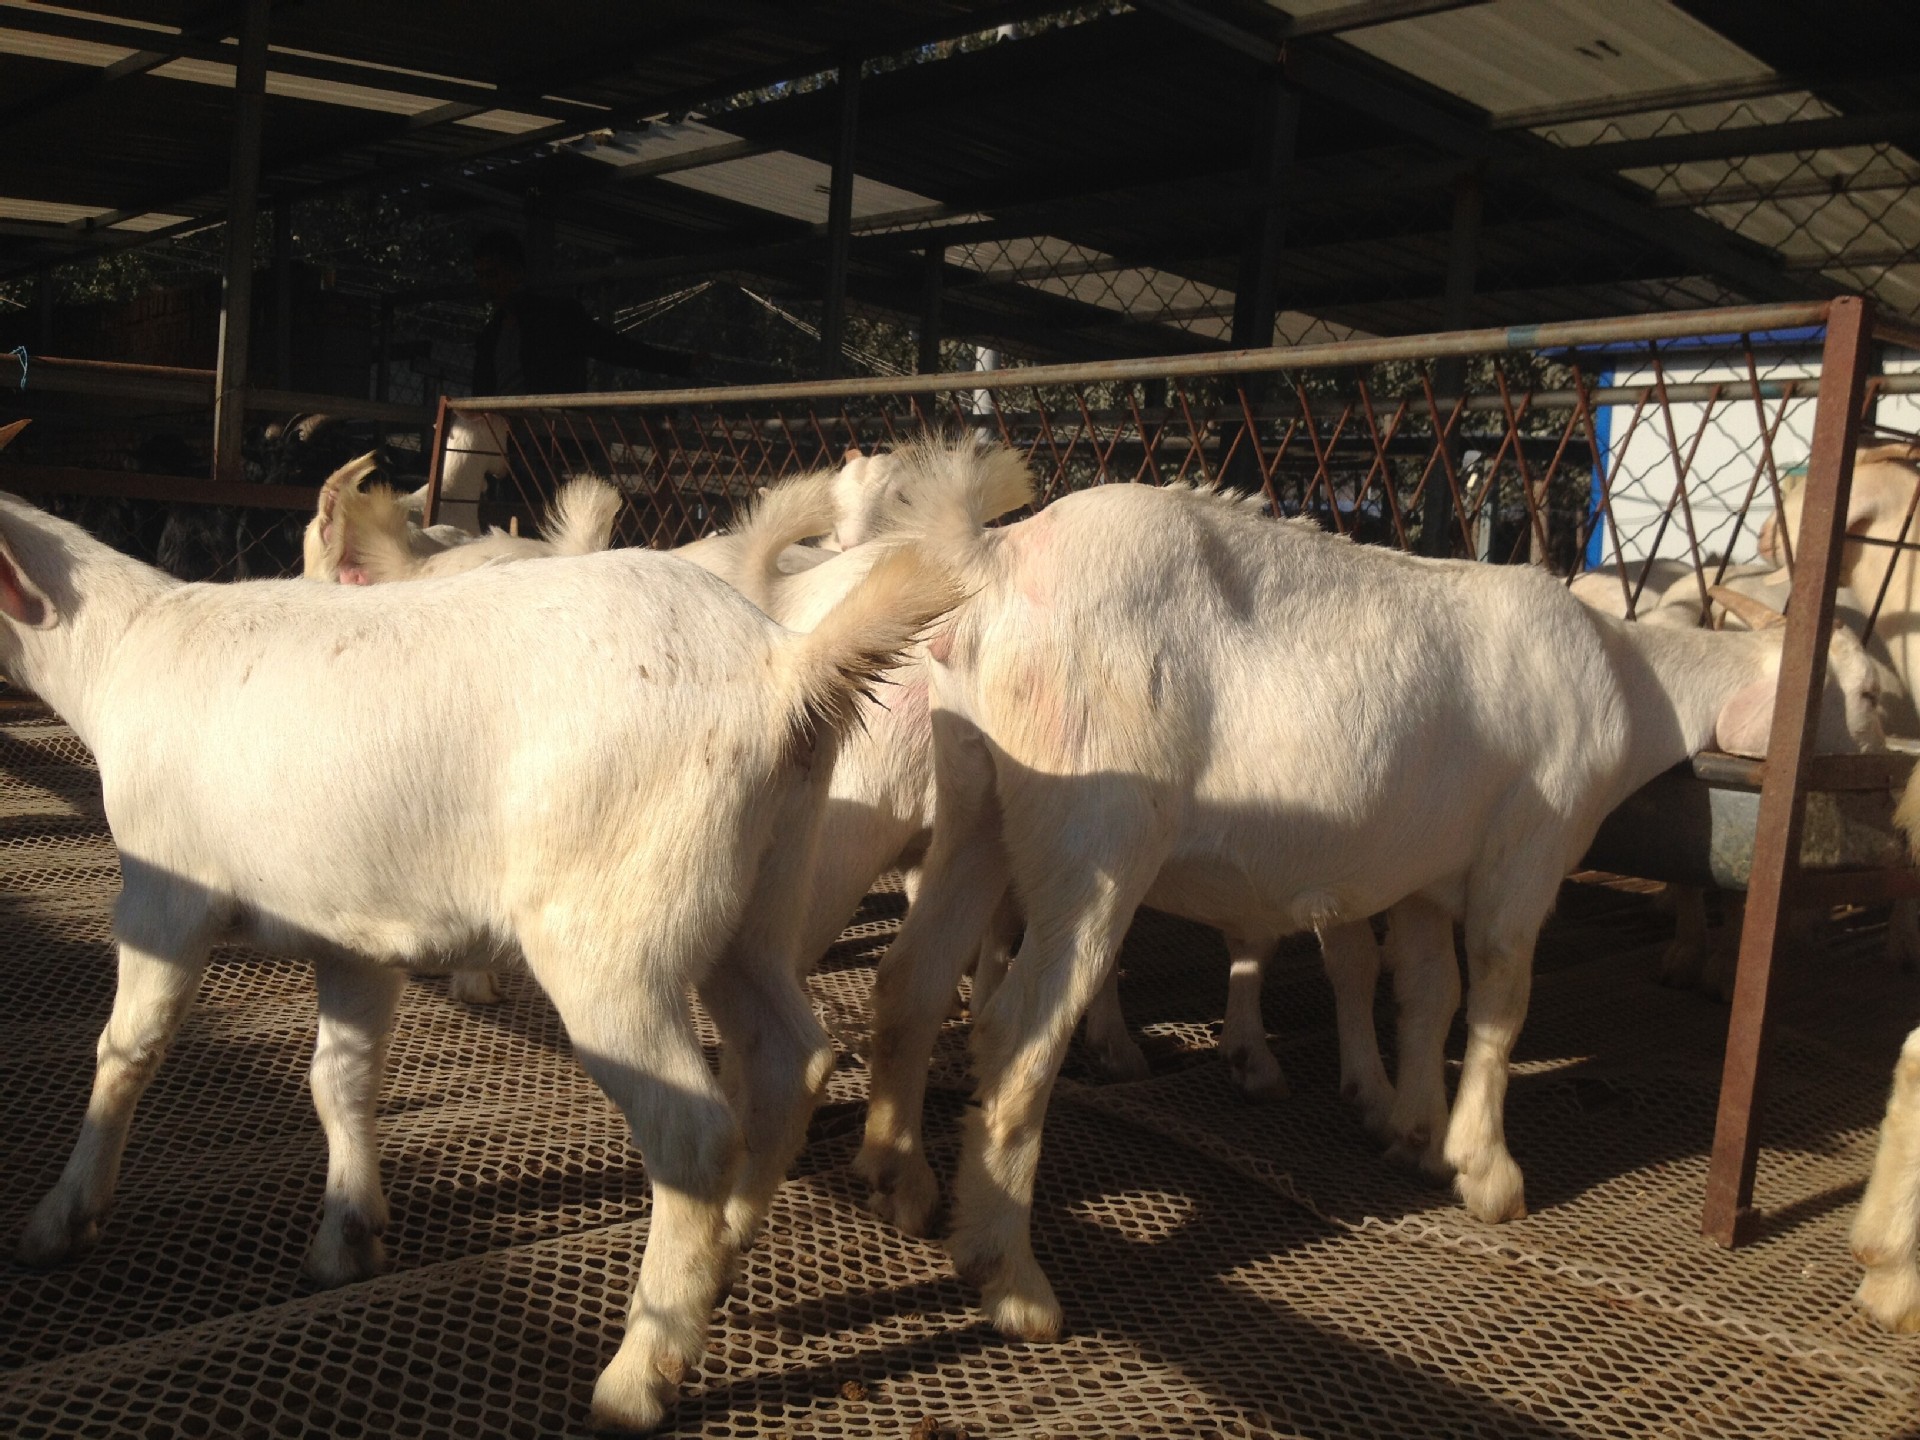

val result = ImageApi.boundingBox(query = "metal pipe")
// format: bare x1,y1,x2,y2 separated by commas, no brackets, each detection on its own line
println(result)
820,56,861,379
458,301,1837,412
422,396,452,528
1702,295,1875,1249
211,0,271,484
918,246,945,375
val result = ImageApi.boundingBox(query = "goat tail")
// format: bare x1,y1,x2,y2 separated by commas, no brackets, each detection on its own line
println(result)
541,478,623,555
1896,767,1920,867
867,436,1036,586
772,539,966,750
732,470,841,611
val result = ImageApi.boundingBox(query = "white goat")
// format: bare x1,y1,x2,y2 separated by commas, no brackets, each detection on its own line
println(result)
302,454,621,585
0,429,961,1429
407,413,509,534
852,479,1882,1340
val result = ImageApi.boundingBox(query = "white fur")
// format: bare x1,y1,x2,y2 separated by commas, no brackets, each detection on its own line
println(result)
852,480,1882,1339
1855,1025,1920,1332
0,487,960,1432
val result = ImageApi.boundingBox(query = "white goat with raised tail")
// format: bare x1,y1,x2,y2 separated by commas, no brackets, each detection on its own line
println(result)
851,477,1882,1341
0,414,963,1431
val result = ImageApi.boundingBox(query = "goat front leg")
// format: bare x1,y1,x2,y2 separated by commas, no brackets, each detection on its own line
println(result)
304,956,406,1287
20,904,214,1265
1321,920,1393,1137
1219,932,1286,1100
447,967,504,1004
1853,1026,1920,1331
951,848,1160,1341
1657,885,1711,991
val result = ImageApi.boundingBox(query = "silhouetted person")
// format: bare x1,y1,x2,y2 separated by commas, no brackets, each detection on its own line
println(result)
470,229,697,396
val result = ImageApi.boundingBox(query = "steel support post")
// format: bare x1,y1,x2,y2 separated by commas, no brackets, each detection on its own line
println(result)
1702,295,1875,1247
1231,77,1299,350
820,56,861,378
1422,169,1484,557
211,0,270,483
918,245,945,375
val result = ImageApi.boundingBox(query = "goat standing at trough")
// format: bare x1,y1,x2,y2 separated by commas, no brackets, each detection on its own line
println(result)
0,426,962,1429
852,478,1883,1340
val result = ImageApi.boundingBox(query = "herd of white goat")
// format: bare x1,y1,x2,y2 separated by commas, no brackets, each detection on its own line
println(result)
2,412,1918,1430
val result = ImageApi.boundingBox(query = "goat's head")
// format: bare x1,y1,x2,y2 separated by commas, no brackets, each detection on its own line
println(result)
1707,585,1887,757
1757,443,1920,567
301,452,385,583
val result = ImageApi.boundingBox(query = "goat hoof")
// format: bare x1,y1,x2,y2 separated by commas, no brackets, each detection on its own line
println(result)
949,1231,1061,1341
1224,1044,1288,1102
852,1146,940,1237
1384,1133,1453,1187
1454,1152,1527,1224
304,1210,390,1287
1856,1267,1920,1333
17,1193,98,1267
1089,1037,1151,1084
448,969,504,1005
590,1320,698,1434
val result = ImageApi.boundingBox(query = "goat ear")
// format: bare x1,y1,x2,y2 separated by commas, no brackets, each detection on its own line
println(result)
0,525,54,628
1713,678,1776,758
0,418,28,451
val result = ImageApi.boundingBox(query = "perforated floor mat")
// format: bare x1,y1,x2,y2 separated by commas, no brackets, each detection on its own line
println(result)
3,715,1918,1438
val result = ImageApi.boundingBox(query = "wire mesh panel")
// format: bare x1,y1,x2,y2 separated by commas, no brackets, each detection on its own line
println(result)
441,302,1920,634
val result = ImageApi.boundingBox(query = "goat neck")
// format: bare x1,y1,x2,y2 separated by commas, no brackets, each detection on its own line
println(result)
0,496,178,748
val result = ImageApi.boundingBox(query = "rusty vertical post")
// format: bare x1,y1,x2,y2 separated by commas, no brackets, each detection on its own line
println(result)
918,245,944,375
820,55,861,379
422,395,452,528
1701,295,1874,1247
1423,169,1483,557
212,0,270,483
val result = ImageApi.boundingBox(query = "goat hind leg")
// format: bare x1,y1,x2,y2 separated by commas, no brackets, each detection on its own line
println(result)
304,956,406,1287
699,952,834,1264
1443,919,1536,1224
525,934,741,1435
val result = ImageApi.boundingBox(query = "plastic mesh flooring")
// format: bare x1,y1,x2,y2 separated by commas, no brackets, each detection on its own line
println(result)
4,713,1919,1439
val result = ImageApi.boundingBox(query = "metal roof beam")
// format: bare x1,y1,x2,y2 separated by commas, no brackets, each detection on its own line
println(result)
1570,110,1920,172
1282,44,1819,304
0,0,1073,282
0,4,621,123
